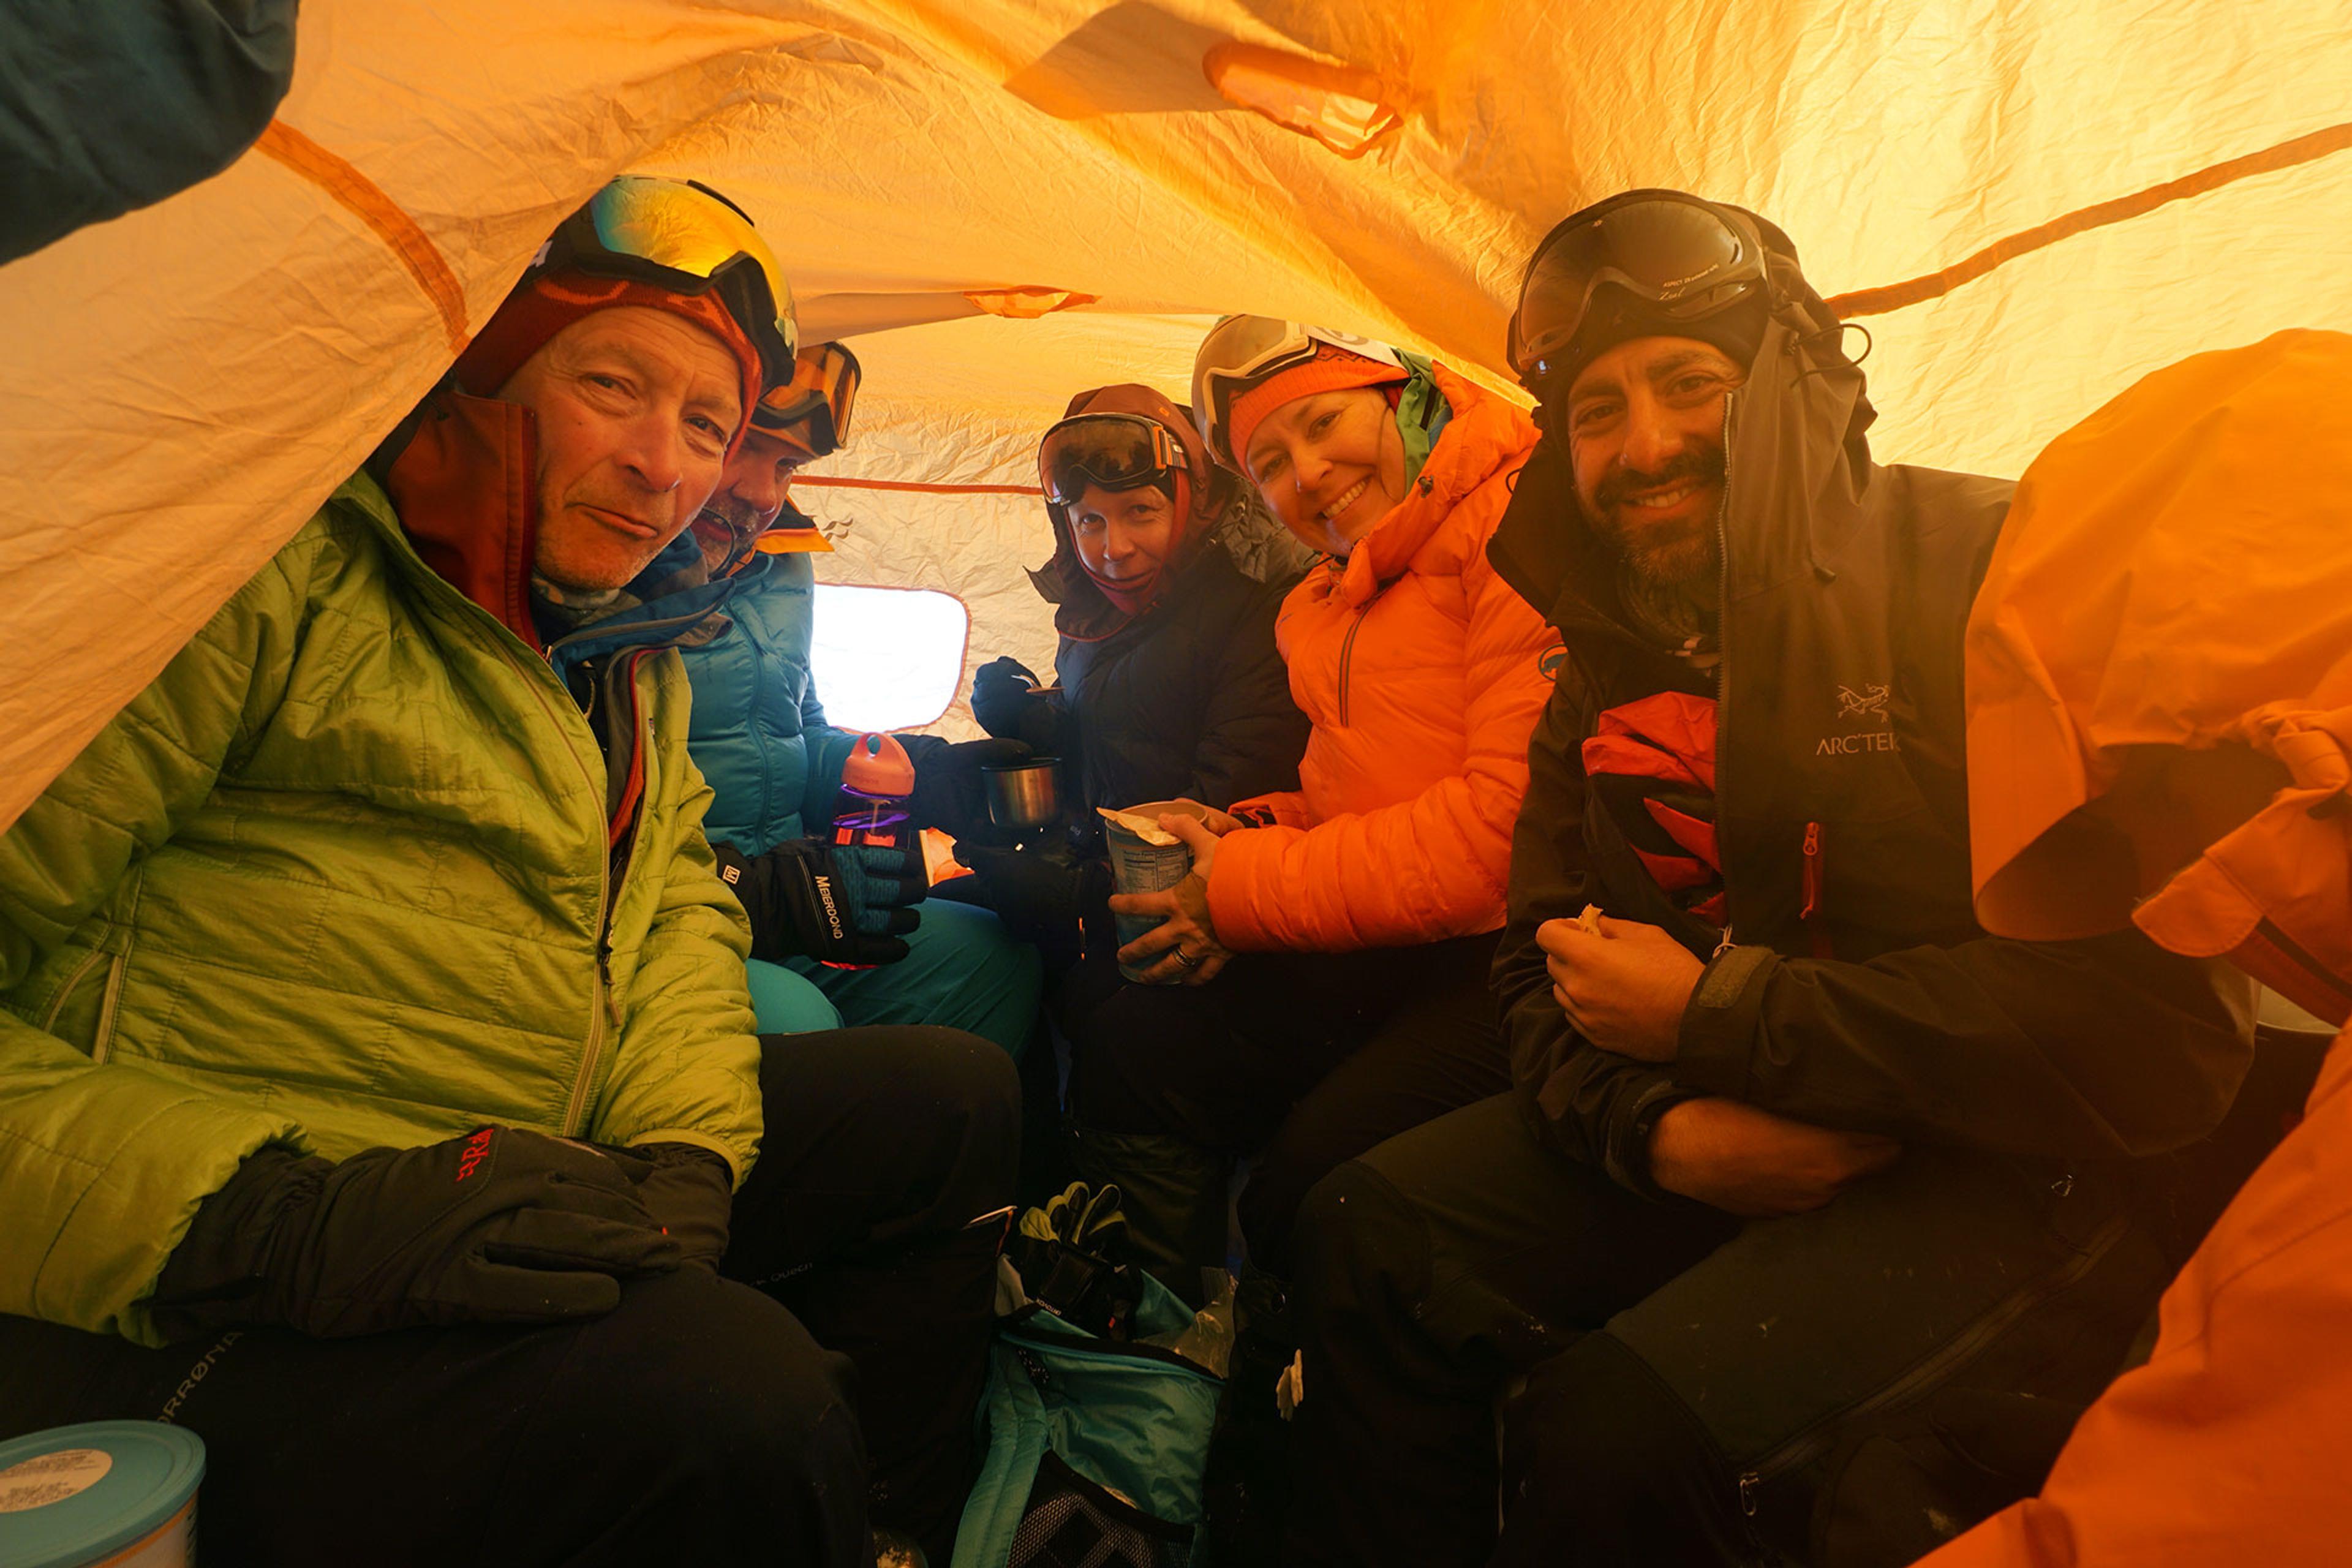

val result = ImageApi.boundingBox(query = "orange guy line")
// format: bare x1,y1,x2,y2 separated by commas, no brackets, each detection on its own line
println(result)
1829,120,2352,318
254,121,470,353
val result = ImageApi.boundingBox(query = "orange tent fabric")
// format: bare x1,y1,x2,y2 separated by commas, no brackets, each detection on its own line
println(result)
4,2,2349,834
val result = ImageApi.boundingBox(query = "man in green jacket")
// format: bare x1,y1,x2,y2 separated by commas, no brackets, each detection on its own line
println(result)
0,177,1014,1568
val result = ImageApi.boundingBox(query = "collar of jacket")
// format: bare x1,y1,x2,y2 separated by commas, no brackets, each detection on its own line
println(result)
1327,363,1536,609
371,382,543,651
1487,246,1882,649
543,529,742,687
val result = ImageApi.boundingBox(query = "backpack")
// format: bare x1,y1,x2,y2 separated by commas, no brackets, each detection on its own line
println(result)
951,1274,1223,1568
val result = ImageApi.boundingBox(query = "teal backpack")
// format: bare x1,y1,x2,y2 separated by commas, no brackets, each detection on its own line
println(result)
951,1273,1223,1568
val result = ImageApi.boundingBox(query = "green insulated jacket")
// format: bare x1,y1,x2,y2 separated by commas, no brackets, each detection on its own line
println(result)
0,470,760,1344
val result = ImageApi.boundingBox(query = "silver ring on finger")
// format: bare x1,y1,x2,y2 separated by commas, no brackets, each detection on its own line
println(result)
1174,947,1202,970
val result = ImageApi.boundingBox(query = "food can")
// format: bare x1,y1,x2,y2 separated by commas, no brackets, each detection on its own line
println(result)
1103,798,1212,983
0,1422,204,1567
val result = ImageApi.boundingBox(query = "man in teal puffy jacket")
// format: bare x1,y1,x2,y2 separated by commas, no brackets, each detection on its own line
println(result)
669,341,1043,1060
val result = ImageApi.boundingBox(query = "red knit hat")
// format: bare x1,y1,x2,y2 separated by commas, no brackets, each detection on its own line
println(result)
1224,342,1409,471
451,268,767,450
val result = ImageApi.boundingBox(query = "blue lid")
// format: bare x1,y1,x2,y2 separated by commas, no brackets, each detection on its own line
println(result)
0,1422,205,1568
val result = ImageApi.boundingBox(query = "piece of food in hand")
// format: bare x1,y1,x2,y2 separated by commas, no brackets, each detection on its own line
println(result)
1576,903,1605,934
1097,806,1181,846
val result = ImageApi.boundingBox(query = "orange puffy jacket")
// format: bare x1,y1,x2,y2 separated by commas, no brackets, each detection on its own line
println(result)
1924,331,2352,1567
1208,365,1558,951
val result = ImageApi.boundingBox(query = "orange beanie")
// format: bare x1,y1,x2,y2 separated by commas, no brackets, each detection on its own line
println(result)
452,268,766,452
1225,342,1407,469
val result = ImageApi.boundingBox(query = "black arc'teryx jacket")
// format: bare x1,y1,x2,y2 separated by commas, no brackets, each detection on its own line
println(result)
1485,231,2253,1199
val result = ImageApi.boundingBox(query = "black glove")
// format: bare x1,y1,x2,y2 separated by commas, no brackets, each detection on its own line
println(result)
957,841,1107,944
149,1127,682,1341
971,658,1063,753
902,736,1035,839
715,836,925,967
624,1142,734,1272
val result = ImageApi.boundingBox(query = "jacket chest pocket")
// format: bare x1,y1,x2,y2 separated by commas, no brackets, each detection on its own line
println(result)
38,943,130,1061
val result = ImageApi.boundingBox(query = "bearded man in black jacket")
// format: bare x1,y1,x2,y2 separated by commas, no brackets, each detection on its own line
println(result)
1278,192,2258,1568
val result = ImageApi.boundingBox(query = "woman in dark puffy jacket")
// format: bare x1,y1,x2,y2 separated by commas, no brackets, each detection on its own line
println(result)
960,383,1311,947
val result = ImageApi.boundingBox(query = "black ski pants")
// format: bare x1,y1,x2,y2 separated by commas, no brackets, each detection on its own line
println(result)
0,1026,1018,1568
1065,933,1508,1275
1284,1093,2181,1568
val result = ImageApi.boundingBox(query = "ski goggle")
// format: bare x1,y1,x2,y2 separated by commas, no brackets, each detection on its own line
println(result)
1190,317,1405,466
536,175,798,385
1038,413,1184,508
752,341,862,454
1507,190,1766,383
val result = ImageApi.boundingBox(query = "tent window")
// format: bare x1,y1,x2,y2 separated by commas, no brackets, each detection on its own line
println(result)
809,584,971,733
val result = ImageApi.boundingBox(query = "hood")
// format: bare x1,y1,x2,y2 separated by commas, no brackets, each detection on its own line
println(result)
369,382,543,650
1030,382,1237,641
1965,329,2352,1023
1335,361,1532,605
1487,211,1881,645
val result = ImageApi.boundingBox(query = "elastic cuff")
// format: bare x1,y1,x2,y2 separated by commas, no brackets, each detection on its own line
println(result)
625,1128,748,1186
1673,944,1777,1099
1603,1075,1702,1202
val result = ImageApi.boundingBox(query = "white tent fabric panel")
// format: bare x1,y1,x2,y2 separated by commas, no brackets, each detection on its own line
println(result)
793,309,1214,741
3,0,2348,829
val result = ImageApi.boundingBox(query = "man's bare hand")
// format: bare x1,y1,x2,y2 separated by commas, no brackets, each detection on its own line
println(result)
1538,913,1704,1061
1647,1098,1901,1217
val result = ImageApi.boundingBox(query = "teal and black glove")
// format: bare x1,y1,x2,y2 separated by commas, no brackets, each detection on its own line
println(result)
715,836,925,967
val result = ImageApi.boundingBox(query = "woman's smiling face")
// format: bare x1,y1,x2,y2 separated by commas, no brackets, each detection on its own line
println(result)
1242,386,1406,556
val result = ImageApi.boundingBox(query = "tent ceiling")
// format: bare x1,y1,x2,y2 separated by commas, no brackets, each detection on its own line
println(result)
2,0,2348,829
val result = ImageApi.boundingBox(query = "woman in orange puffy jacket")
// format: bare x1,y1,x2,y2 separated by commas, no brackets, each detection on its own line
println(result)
1062,320,1558,1426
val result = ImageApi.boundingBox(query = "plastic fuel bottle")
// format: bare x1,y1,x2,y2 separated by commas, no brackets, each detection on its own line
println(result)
824,732,917,970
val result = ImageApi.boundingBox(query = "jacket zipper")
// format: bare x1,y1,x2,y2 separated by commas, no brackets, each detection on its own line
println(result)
88,950,130,1065
564,652,656,1134
481,634,619,1137
1334,603,1371,728
366,497,692,1137
1800,820,1831,958
1733,1199,2126,1517
1711,394,1738,944
46,864,146,1058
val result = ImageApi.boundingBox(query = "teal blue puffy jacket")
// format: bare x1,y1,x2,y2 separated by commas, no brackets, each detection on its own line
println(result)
676,549,864,856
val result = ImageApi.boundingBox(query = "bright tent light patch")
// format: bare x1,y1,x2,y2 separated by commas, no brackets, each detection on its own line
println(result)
809,584,970,733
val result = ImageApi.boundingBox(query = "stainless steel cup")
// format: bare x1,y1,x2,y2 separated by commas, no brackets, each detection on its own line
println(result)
983,758,1063,832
